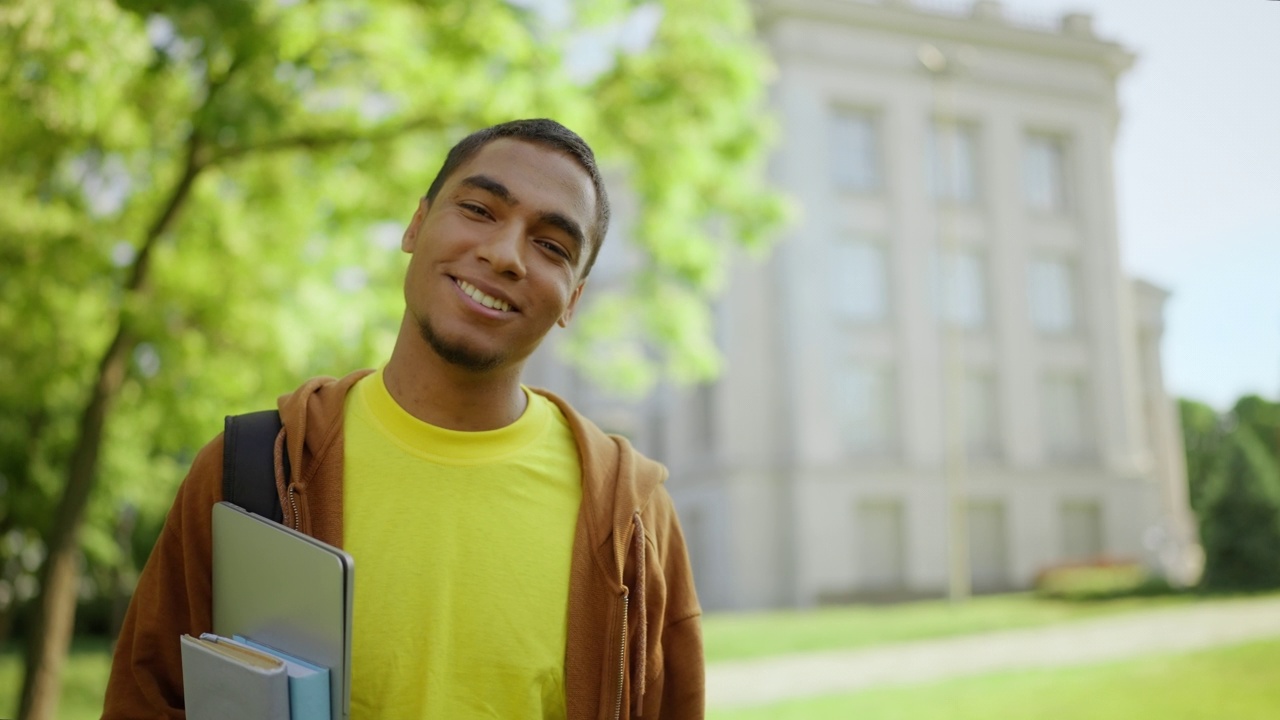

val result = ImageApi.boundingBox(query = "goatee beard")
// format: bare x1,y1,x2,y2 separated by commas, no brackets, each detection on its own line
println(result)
417,316,507,373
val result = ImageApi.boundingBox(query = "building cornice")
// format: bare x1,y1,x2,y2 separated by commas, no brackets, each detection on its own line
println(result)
753,0,1136,77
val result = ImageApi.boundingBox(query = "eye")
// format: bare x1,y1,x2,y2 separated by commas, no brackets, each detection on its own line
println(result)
460,201,493,219
537,239,571,261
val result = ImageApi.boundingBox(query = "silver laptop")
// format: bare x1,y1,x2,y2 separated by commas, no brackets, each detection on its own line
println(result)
211,501,354,720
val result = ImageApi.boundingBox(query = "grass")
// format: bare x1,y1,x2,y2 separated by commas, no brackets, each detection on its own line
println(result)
0,637,113,720
703,591,1195,663
0,591,1265,719
709,636,1280,719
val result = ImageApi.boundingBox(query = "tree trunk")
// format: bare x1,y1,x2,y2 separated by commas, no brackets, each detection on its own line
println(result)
0,601,14,653
17,139,203,720
18,330,132,720
0,514,16,649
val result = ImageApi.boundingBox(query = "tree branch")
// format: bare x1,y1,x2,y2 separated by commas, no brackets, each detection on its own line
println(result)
209,113,446,165
127,134,204,293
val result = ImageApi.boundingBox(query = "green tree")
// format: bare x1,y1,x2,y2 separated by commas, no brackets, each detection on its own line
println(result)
0,0,783,717
1231,395,1280,466
1179,398,1224,514
1198,426,1280,591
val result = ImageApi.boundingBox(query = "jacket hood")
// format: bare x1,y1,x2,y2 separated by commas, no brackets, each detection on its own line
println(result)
274,370,371,542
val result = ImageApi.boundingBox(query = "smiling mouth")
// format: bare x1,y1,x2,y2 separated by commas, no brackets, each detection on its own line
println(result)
455,278,515,312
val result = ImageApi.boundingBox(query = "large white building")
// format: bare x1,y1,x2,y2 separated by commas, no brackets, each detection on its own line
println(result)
531,0,1200,610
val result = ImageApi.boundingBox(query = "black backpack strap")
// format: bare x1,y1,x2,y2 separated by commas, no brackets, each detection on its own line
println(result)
222,410,287,523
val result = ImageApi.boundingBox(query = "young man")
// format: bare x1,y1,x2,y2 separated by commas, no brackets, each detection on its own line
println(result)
103,119,703,719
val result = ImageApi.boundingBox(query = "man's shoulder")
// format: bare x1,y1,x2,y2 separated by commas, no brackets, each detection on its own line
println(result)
528,388,661,461
527,387,604,440
529,386,671,512
278,369,374,420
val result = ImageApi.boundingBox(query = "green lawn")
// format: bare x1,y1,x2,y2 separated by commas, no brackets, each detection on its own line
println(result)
0,591,1262,720
1,638,113,720
710,636,1280,719
703,591,1194,663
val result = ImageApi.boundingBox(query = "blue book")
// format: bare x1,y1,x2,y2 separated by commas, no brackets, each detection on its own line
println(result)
233,635,332,720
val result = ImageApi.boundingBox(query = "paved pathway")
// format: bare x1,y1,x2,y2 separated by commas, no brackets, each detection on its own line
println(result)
707,595,1280,710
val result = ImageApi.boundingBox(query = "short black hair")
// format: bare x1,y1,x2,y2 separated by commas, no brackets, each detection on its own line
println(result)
425,119,611,278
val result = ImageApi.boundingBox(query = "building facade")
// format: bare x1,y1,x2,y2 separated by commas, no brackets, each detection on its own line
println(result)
530,0,1201,610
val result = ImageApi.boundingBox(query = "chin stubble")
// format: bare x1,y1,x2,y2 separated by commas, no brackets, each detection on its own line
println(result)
416,315,507,373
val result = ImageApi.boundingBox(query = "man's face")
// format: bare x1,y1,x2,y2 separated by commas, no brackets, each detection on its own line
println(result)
400,138,595,374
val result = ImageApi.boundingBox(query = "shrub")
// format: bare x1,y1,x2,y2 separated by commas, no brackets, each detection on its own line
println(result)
1199,427,1280,591
1034,558,1160,600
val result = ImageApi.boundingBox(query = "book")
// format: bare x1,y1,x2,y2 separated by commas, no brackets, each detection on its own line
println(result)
180,633,290,720
234,635,332,720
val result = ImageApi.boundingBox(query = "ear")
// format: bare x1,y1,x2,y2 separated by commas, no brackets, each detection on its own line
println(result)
401,197,431,253
557,282,586,328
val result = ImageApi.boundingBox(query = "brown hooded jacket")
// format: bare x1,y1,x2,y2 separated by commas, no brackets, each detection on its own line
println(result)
103,370,704,719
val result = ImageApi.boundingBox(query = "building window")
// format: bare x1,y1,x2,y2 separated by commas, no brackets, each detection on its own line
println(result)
935,249,988,329
1041,373,1092,461
681,505,709,579
831,108,881,192
693,383,716,451
837,364,898,456
929,122,979,203
1061,500,1105,560
1029,257,1079,334
964,371,1000,458
1024,134,1069,213
831,235,889,323
856,499,907,591
646,406,667,464
968,500,1010,591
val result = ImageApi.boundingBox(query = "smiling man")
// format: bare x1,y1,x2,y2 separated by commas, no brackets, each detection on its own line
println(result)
104,119,704,719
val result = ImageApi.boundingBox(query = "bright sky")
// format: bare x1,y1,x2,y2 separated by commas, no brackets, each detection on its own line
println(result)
1011,0,1280,409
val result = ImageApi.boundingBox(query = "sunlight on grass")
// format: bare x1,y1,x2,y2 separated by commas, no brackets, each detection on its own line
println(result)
709,636,1280,719
2,592,1272,719
703,592,1194,663
0,638,112,720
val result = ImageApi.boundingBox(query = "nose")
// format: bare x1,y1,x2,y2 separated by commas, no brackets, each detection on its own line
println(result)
476,222,526,279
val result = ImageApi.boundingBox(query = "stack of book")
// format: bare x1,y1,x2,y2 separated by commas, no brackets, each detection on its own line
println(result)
181,633,330,720
185,501,355,720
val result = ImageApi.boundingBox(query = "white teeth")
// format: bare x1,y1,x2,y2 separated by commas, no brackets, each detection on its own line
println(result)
457,279,512,312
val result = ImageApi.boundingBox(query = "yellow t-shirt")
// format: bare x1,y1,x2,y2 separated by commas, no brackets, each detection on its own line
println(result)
343,370,582,719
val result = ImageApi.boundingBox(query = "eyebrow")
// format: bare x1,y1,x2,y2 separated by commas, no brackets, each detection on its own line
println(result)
459,175,517,205
458,174,587,255
537,211,586,256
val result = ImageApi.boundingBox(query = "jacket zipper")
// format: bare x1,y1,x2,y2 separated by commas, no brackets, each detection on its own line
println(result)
614,590,628,720
288,486,300,530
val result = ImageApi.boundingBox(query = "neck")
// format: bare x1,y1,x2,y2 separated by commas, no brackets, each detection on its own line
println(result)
382,316,529,431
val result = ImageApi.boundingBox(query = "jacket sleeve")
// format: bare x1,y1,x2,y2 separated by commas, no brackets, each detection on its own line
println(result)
102,435,224,719
645,485,705,719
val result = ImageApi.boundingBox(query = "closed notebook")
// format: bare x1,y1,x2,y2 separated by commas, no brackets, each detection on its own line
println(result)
180,634,290,720
234,635,332,720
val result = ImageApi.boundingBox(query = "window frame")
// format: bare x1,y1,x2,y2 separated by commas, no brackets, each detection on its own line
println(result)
830,106,884,194
929,120,981,204
1023,132,1071,214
